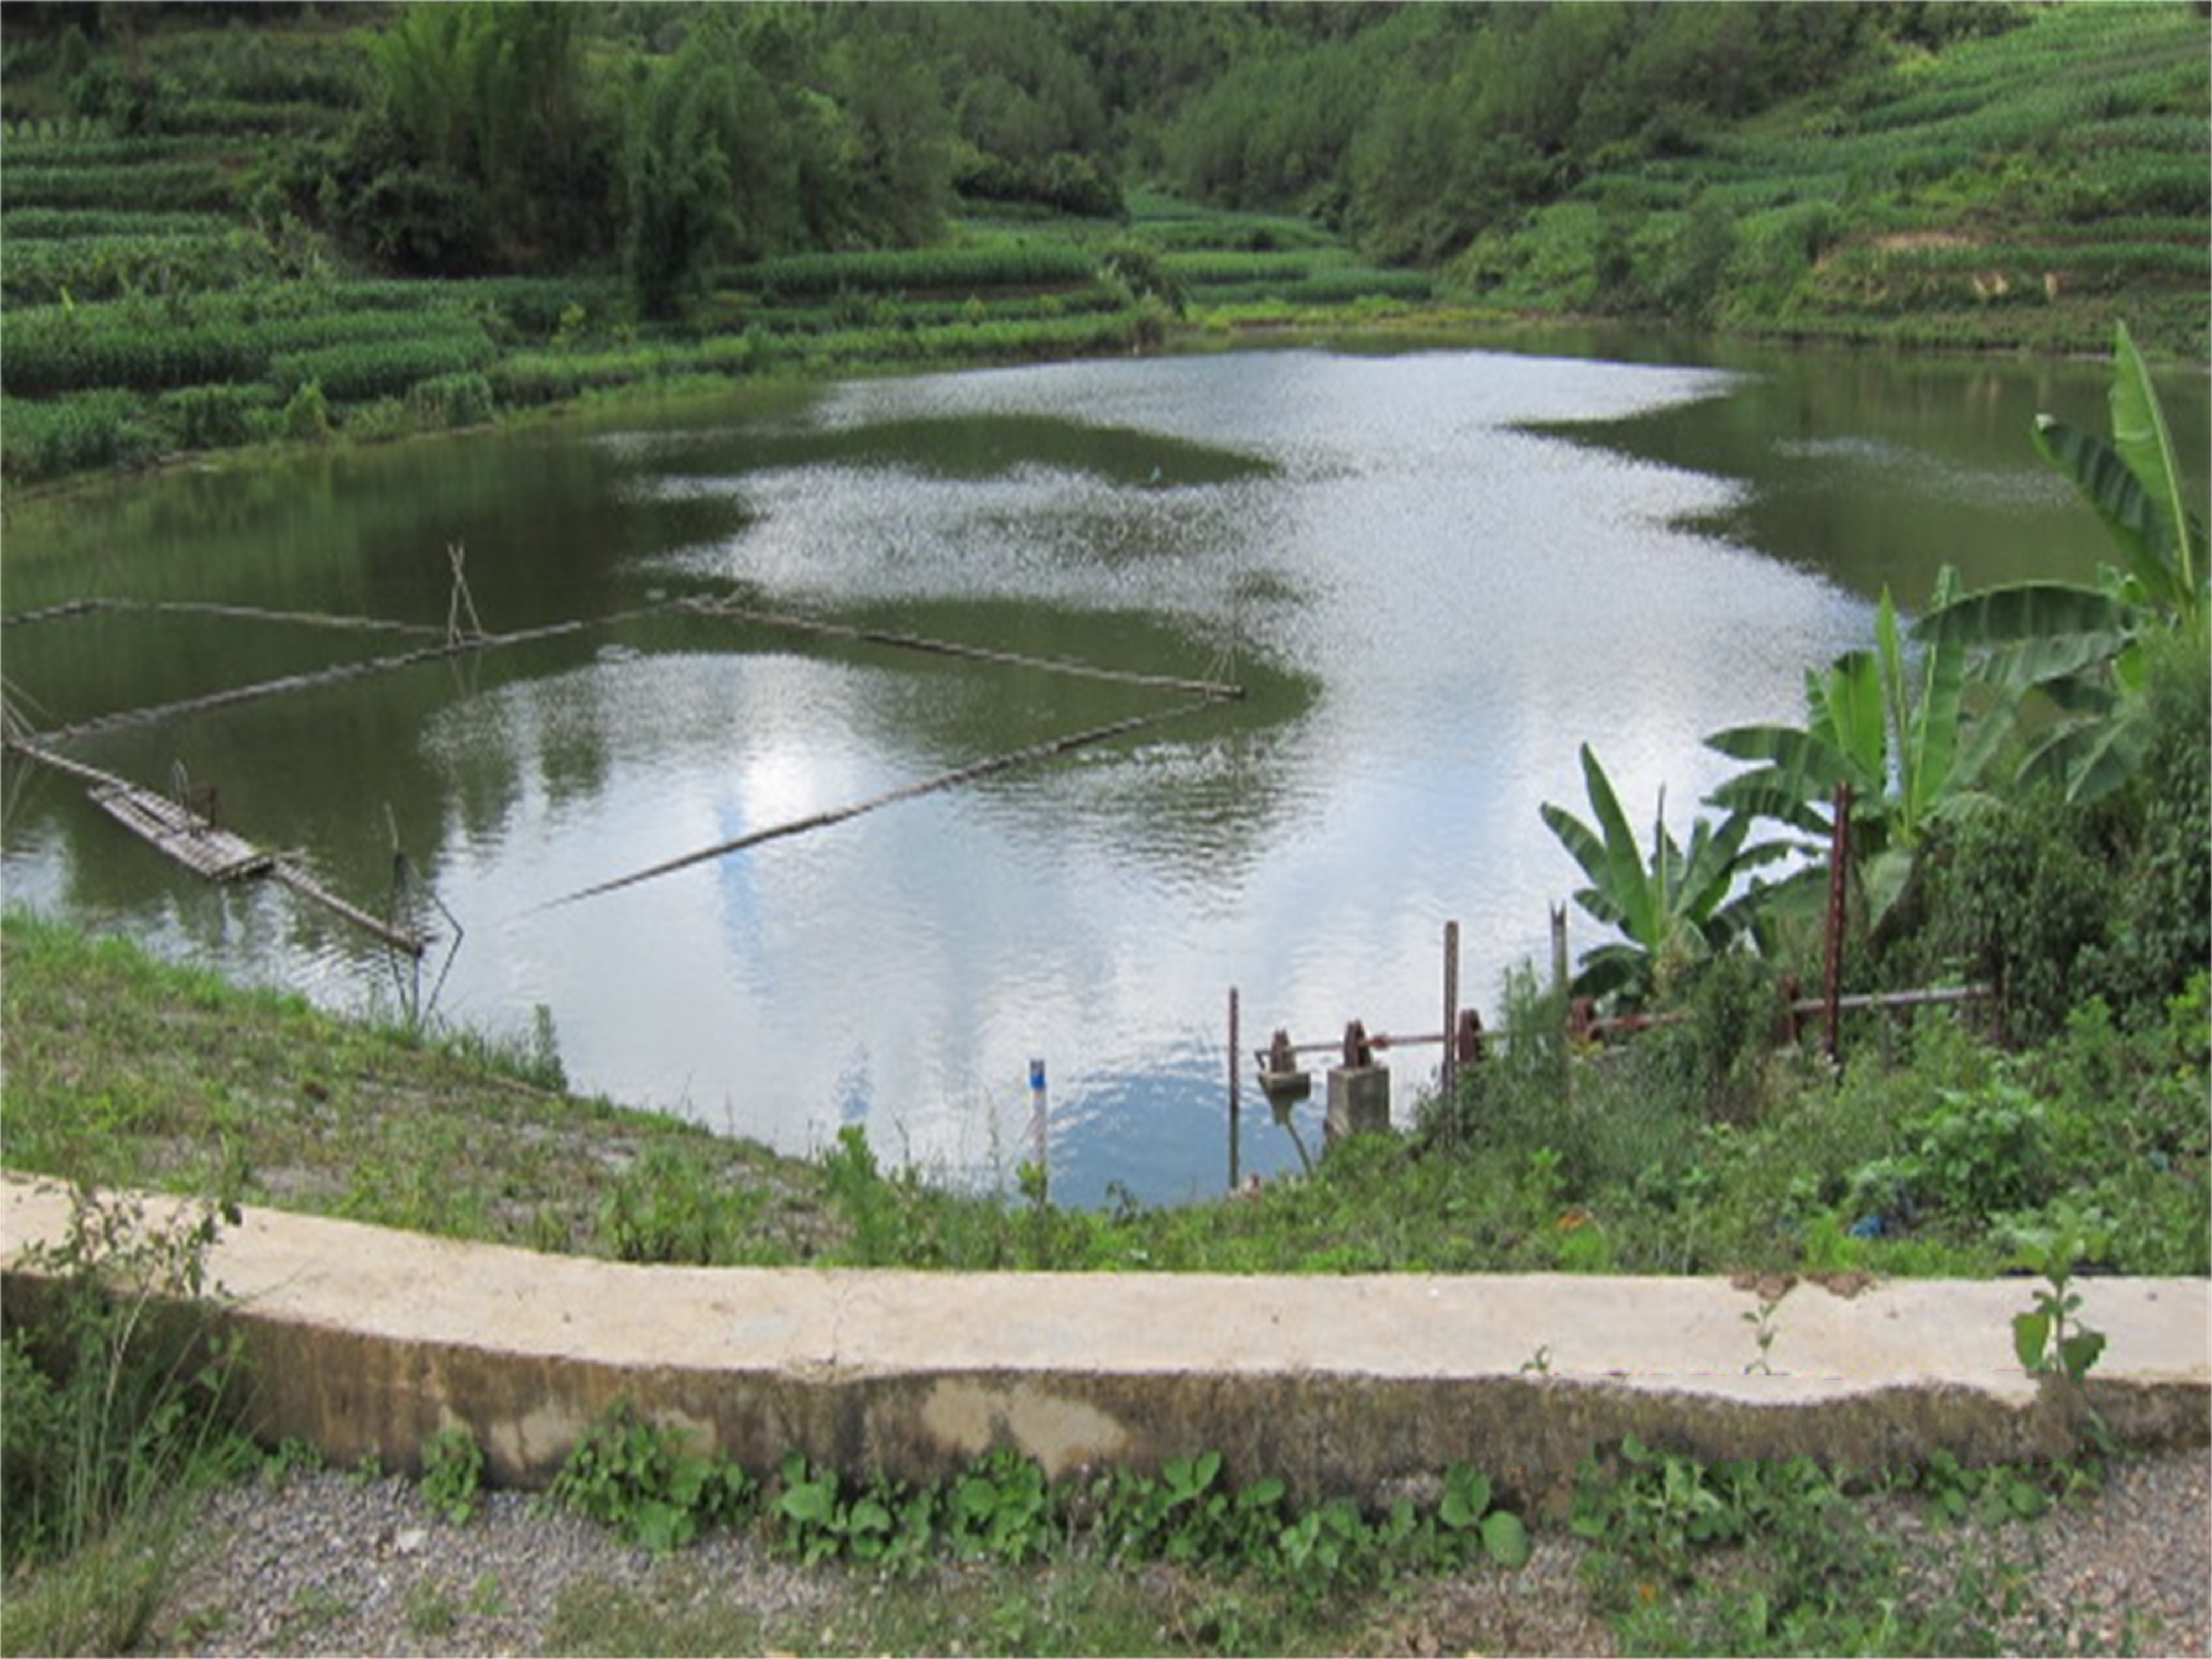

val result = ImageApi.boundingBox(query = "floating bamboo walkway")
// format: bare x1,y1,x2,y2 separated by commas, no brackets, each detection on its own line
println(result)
2,736,427,956
89,780,274,883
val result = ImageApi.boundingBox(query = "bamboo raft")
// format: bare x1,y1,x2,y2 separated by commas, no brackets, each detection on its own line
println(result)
89,781,274,883
4,737,427,956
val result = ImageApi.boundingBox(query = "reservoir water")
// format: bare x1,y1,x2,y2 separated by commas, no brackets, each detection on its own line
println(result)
4,338,2199,1205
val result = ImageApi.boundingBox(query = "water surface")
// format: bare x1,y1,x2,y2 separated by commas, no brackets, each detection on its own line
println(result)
4,342,2194,1204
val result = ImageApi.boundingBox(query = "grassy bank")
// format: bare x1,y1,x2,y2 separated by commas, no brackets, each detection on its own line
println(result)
5,909,2204,1283
5,910,2200,1656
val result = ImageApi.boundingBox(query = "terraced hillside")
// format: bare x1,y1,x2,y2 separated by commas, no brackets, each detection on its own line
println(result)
1459,2,2208,354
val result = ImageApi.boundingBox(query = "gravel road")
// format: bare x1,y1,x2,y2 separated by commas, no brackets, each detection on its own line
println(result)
155,1446,2209,1656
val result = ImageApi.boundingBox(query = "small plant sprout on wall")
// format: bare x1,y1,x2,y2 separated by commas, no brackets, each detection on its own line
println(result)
2010,1203,2109,1385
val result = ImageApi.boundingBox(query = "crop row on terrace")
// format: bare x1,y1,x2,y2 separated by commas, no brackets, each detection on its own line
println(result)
1,302,493,399
1,230,276,306
730,242,1102,300
1,206,237,239
4,159,239,213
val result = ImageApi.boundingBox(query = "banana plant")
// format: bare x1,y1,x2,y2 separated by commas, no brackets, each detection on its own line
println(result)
1703,572,1994,934
1913,320,2208,804
1540,743,1785,1006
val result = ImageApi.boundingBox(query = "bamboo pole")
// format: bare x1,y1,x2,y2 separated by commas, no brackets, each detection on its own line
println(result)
685,599,1246,702
22,612,670,744
541,699,1219,910
2,597,446,635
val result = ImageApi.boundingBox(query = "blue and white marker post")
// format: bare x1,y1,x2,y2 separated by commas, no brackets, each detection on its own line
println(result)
1027,1057,1049,1202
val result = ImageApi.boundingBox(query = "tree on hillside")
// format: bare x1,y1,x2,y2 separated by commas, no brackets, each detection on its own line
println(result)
622,35,743,318
345,2,613,274
620,5,953,315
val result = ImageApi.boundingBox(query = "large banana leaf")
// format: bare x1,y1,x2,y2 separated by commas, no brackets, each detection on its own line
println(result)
1708,583,1973,853
2025,324,2206,630
2109,319,2205,619
1540,744,1661,948
1877,582,1964,845
1541,745,1786,1003
1911,581,2138,688
2017,693,2153,805
2032,415,2181,611
1808,646,1886,785
1702,724,1853,840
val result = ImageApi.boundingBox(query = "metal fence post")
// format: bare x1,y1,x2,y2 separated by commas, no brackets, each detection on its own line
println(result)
1228,987,1241,1192
1441,921,1461,1109
1824,782,1853,1064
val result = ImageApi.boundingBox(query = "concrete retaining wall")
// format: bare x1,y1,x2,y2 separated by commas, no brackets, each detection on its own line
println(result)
4,1174,2204,1501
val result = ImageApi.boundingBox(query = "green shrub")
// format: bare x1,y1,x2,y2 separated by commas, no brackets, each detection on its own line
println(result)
1903,1079,2053,1219
0,1185,246,1575
1921,793,2115,1046
0,390,160,482
1417,962,1568,1157
549,1400,753,1552
281,378,330,442
408,371,496,429
2083,633,2211,1026
594,1143,750,1265
157,382,273,450
419,1426,487,1525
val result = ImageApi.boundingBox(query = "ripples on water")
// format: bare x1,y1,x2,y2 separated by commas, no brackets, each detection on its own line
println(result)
8,346,2107,1204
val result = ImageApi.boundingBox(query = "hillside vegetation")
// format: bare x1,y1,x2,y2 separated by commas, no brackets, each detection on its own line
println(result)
0,2,2203,487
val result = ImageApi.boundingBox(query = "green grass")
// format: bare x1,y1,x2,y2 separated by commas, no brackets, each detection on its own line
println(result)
6,910,2203,1282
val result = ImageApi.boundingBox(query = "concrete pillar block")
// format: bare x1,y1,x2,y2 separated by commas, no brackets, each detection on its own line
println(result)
1325,1065,1390,1146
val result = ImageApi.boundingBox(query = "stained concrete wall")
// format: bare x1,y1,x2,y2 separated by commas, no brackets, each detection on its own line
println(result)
3,1175,2205,1502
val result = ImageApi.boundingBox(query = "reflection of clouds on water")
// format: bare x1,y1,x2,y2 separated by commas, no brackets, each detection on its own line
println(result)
387,352,1875,1203
9,348,1914,1207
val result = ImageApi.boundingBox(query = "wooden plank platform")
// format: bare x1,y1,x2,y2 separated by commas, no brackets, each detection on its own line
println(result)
8,737,429,956
90,782,274,883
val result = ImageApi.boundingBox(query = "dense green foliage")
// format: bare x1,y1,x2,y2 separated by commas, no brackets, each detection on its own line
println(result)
0,1,2201,485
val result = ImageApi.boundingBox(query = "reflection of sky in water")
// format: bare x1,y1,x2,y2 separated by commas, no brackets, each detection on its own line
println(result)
445,352,1867,1203
4,349,1889,1207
